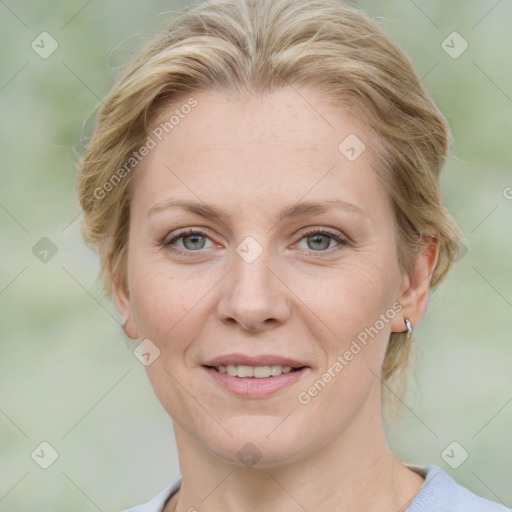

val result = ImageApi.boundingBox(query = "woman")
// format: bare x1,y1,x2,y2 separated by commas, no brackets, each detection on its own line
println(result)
76,0,509,510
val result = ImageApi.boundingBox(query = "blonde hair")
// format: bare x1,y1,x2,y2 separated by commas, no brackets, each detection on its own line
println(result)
76,0,464,413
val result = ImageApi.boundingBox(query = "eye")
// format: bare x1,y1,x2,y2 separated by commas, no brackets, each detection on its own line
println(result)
164,228,215,253
163,227,348,256
295,228,348,252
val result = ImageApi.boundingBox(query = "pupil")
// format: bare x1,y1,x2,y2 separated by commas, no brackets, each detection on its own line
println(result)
184,235,205,250
308,235,330,251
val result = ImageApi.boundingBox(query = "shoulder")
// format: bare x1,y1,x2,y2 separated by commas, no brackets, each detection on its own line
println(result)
405,464,511,512
116,468,511,512
119,478,181,512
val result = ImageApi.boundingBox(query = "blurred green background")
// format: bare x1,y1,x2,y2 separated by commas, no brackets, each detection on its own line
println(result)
1,1,511,510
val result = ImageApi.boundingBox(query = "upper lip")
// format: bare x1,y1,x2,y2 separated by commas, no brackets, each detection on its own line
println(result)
203,353,309,368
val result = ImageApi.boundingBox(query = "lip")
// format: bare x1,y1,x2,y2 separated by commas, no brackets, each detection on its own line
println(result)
203,353,309,368
203,365,311,398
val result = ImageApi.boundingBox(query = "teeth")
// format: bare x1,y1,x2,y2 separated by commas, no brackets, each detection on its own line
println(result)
215,364,294,378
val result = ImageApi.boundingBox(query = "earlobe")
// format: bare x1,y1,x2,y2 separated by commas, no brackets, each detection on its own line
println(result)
121,317,139,340
391,237,439,333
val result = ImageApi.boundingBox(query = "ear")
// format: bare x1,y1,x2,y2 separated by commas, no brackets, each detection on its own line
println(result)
390,236,439,333
113,276,139,340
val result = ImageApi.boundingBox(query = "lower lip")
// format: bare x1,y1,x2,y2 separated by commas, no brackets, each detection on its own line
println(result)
203,366,310,398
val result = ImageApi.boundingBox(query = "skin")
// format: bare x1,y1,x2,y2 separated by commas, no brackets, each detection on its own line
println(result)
114,87,437,512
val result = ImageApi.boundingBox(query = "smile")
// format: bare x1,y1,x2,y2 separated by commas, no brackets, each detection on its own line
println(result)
212,364,299,378
203,365,310,398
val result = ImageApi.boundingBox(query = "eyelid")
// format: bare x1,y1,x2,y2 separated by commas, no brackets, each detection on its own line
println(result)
163,227,215,245
298,226,347,240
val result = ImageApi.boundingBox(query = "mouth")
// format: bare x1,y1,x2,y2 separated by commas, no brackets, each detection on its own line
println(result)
202,364,310,398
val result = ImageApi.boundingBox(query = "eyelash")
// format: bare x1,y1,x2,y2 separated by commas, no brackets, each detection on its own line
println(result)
163,227,348,257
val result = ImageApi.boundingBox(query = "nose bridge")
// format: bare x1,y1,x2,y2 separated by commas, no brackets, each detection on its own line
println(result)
232,237,275,306
217,235,289,329
234,245,272,295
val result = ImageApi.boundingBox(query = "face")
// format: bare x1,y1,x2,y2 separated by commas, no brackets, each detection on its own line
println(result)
116,87,418,467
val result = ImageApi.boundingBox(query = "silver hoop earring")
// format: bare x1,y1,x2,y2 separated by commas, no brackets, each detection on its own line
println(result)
404,317,412,336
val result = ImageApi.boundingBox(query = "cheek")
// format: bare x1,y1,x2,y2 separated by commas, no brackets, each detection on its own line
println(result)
293,260,398,428
297,256,398,343
128,253,218,353
293,249,402,399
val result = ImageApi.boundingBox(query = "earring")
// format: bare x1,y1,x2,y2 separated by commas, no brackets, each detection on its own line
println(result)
121,318,128,336
404,317,412,338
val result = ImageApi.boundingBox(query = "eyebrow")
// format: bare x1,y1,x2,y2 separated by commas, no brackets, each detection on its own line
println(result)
147,198,368,221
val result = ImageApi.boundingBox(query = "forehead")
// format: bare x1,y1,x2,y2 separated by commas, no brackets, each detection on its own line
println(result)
154,87,367,149
132,87,387,218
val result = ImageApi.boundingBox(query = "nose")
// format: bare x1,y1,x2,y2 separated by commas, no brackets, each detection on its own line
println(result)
216,248,291,332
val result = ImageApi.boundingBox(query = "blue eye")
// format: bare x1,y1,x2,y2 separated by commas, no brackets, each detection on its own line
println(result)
297,229,348,252
165,229,213,252
306,234,333,251
181,233,206,250
163,227,348,256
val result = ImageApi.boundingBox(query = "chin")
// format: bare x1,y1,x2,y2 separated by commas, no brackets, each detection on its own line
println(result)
201,419,311,469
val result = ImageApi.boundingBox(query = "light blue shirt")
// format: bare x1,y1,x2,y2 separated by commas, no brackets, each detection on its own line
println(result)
120,464,511,511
